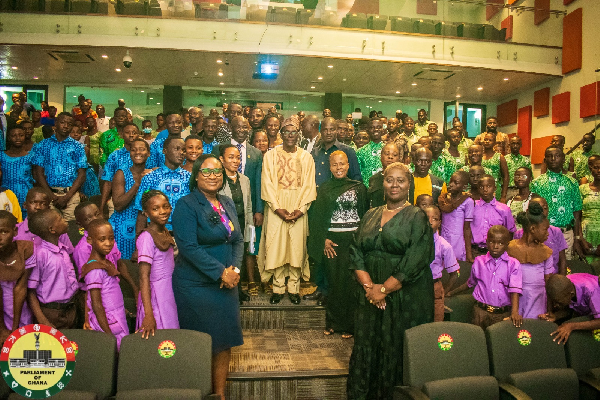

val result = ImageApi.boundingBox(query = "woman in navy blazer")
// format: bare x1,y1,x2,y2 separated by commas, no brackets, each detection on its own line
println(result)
172,154,244,400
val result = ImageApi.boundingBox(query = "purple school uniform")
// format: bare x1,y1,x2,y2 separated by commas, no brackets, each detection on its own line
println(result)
430,232,460,280
84,264,128,348
471,198,516,247
441,197,474,261
513,226,567,274
15,218,73,253
519,256,554,319
467,252,522,307
28,240,79,304
135,231,179,330
73,231,122,290
568,273,600,318
1,246,36,329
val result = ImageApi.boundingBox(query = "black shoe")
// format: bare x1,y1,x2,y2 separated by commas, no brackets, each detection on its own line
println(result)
303,291,322,301
317,296,327,306
239,290,250,302
289,293,301,305
270,293,284,304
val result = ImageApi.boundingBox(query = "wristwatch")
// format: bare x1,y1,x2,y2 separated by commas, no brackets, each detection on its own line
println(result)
380,286,386,294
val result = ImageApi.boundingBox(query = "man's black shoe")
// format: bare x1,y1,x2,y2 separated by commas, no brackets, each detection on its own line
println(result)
270,293,284,304
289,293,301,304
239,290,250,302
303,291,322,301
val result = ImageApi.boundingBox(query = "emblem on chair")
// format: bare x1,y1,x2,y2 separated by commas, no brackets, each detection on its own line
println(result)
517,330,532,346
158,340,176,359
593,329,600,342
437,333,453,351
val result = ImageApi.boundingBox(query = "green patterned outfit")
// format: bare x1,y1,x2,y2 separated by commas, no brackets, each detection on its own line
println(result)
445,137,472,167
88,132,101,165
356,141,385,188
347,206,434,400
580,183,600,263
430,152,457,184
481,152,503,199
570,149,594,181
531,171,582,228
99,128,124,166
414,120,432,137
505,153,531,187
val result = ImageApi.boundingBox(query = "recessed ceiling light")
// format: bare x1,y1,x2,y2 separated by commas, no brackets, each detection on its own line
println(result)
115,68,121,72
342,78,347,82
11,66,17,70
504,77,509,81
127,78,133,82
219,82,224,85
216,59,223,64
218,70,224,77
378,100,382,103
294,106,297,109
318,76,323,80
73,96,77,98
141,90,144,92
311,86,316,89
157,102,161,105
396,90,400,94
33,76,38,80
411,83,417,86
149,97,153,99
328,65,333,69
101,55,108,59
477,87,483,91
456,94,461,98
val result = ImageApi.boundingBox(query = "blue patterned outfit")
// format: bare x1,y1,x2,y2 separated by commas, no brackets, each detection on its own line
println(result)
81,165,101,198
101,147,156,182
109,167,138,259
0,151,34,210
148,136,168,167
133,166,191,231
32,135,88,187
202,139,219,155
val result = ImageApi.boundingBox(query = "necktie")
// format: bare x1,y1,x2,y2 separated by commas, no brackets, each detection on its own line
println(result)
236,143,243,172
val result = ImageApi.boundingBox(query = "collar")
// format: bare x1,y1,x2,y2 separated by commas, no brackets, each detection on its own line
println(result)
546,170,564,179
569,282,581,309
231,139,246,147
476,197,497,206
19,219,30,233
319,141,340,152
39,238,69,253
483,251,509,264
159,165,182,174
49,134,74,143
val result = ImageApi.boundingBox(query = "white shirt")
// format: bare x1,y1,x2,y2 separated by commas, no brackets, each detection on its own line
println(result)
305,136,318,154
231,139,247,174
96,117,111,133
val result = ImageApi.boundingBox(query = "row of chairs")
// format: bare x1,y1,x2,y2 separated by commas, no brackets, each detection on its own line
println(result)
1,329,217,400
397,318,600,400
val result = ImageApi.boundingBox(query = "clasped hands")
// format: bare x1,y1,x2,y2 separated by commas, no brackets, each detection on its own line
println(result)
364,283,397,310
220,266,240,289
275,209,303,223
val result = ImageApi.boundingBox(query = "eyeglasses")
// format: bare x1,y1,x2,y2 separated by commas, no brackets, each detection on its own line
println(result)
281,130,299,136
200,168,223,177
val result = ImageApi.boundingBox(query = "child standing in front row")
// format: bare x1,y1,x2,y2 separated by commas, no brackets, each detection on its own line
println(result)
448,225,523,330
423,206,460,322
0,211,35,342
27,209,80,329
136,190,179,339
80,219,128,348
439,171,474,262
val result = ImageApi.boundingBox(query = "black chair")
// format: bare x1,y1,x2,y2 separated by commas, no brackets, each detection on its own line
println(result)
486,319,579,400
367,14,387,30
567,259,595,275
395,321,499,399
564,316,600,398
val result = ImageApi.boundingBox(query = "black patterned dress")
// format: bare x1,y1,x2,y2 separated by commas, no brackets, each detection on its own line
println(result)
347,206,435,400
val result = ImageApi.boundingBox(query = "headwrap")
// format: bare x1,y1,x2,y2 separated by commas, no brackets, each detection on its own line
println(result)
281,115,300,131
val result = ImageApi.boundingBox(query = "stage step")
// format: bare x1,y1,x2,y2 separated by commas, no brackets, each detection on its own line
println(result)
240,287,325,330
227,329,352,400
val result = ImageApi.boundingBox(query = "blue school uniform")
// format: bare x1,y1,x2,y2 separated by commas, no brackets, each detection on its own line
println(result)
31,135,87,187
81,165,101,198
101,147,156,182
0,151,34,208
108,167,138,259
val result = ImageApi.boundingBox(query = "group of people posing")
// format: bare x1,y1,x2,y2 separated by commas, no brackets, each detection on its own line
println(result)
0,97,599,400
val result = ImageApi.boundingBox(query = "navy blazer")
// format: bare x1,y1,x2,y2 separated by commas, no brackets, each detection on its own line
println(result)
212,141,264,214
172,189,244,284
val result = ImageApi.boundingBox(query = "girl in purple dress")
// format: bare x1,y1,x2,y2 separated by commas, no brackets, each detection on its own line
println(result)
80,219,128,348
439,170,474,262
136,190,180,338
508,202,554,319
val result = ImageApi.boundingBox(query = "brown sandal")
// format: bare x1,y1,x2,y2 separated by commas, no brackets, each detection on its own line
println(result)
323,329,334,336
341,333,353,339
248,282,259,296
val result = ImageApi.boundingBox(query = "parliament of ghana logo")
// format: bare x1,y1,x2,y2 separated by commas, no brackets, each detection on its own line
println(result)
158,340,176,359
517,330,532,346
0,324,76,399
437,334,453,351
593,329,600,342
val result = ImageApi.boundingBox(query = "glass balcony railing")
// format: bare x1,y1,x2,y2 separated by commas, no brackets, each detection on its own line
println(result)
0,0,564,48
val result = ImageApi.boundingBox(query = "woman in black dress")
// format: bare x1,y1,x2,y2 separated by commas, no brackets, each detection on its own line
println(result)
172,154,244,400
347,162,435,400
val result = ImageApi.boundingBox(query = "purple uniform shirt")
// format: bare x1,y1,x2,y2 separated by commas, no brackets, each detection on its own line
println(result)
28,240,79,304
430,232,460,280
468,252,522,307
471,198,516,247
568,273,600,318
2,246,36,329
73,231,121,277
441,197,474,261
513,226,567,274
15,218,73,253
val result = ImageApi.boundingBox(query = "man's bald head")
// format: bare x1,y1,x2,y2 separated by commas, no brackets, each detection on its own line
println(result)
415,147,432,160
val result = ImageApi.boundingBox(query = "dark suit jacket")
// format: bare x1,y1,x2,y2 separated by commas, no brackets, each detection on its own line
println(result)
212,141,264,214
172,189,244,284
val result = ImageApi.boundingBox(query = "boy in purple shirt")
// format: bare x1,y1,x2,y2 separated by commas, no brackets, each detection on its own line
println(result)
26,209,80,329
541,273,600,344
15,187,73,251
448,225,523,330
423,205,460,322
471,175,516,256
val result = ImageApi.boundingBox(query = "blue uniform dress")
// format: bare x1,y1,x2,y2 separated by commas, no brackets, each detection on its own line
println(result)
108,167,138,259
172,190,244,354
0,151,34,209
31,135,88,188
101,147,157,183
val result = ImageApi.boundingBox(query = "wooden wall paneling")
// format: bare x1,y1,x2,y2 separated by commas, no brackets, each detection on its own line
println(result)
580,81,600,118
552,91,571,124
534,0,550,25
531,136,554,164
534,87,550,117
497,99,518,127
416,0,436,15
501,15,513,40
486,0,503,21
564,0,576,5
562,8,582,74
517,106,532,155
